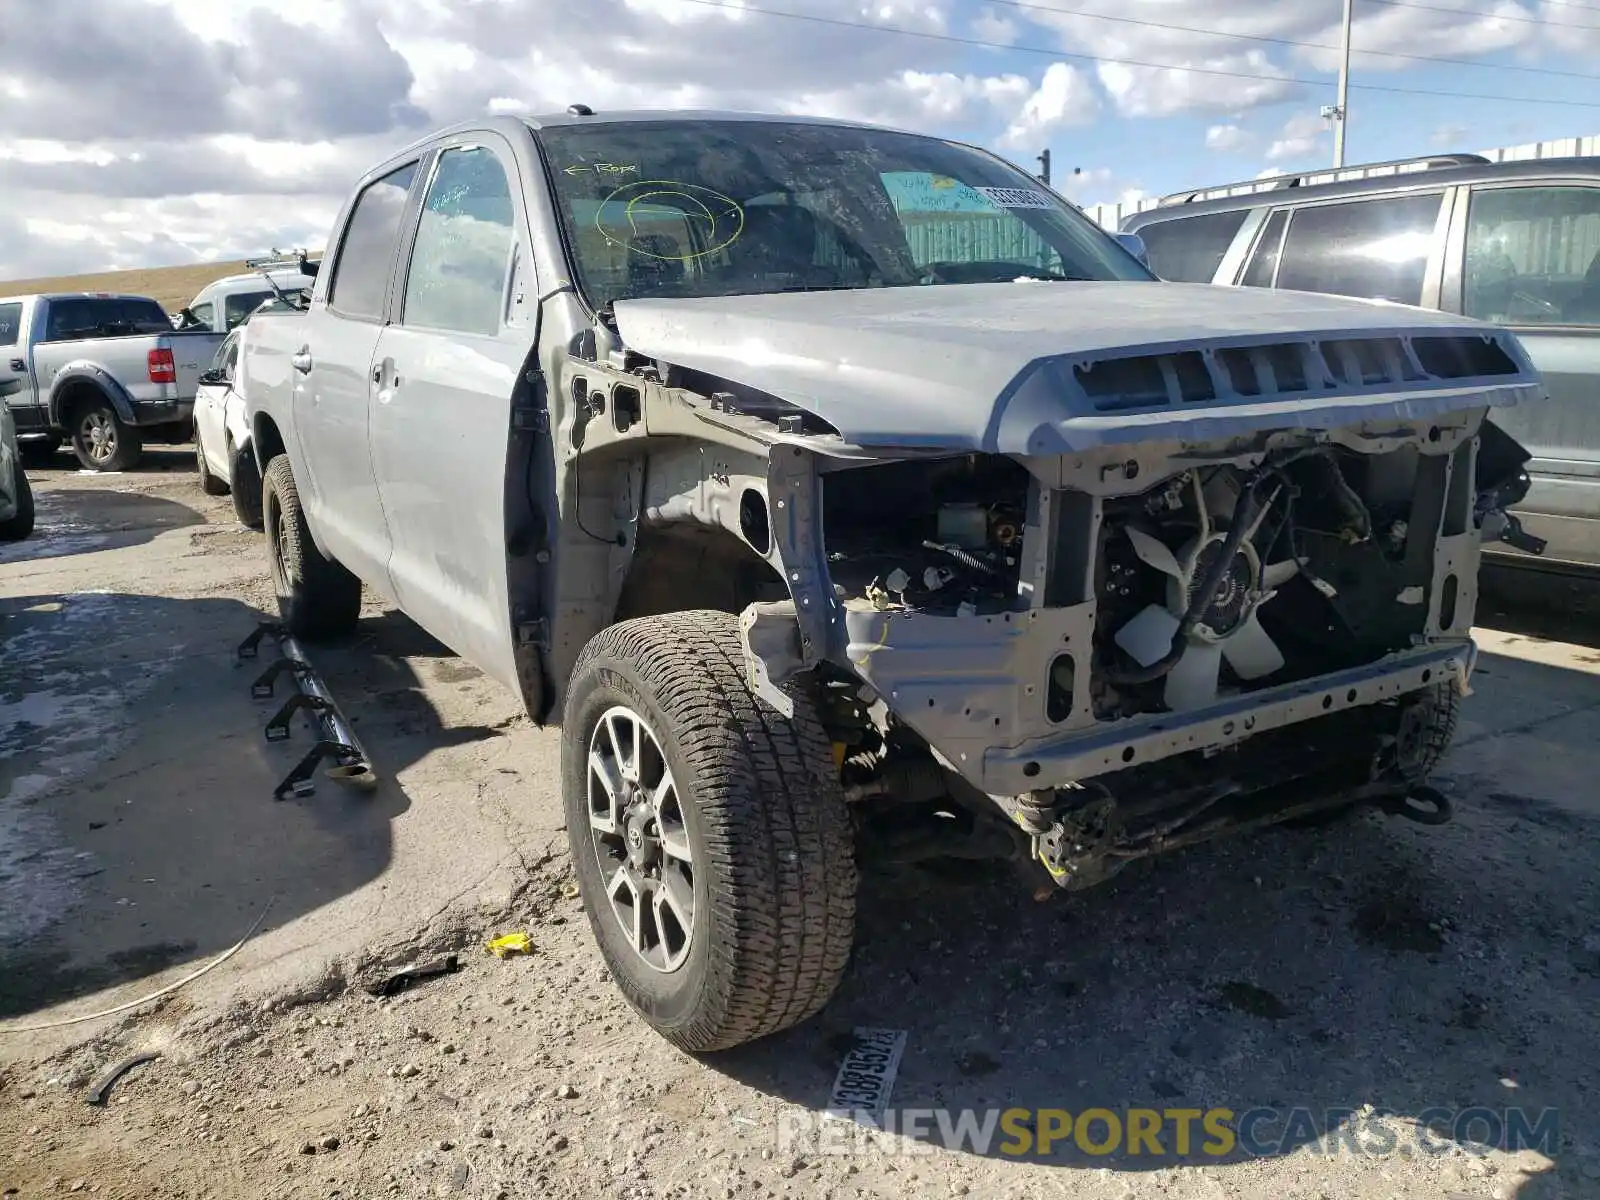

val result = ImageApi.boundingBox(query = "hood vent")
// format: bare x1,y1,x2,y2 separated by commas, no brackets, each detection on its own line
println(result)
1076,333,1520,413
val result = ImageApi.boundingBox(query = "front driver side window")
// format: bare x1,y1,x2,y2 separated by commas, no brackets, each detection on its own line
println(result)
402,146,517,337
1464,186,1600,326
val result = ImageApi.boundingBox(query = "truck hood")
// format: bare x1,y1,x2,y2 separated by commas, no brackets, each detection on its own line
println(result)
612,282,1543,454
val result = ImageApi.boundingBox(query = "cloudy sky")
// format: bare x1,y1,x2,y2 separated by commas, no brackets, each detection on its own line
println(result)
3,0,1599,279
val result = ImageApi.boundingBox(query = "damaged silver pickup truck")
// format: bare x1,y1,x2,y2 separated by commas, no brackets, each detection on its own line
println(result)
242,110,1544,1052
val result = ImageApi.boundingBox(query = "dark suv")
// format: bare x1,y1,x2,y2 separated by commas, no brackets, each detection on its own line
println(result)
1123,152,1600,572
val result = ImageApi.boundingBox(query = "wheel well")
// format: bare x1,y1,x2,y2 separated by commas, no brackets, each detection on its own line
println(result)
613,522,787,624
253,413,286,468
54,381,114,429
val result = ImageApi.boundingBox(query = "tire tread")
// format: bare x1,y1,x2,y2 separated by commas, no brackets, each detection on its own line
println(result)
564,610,856,1052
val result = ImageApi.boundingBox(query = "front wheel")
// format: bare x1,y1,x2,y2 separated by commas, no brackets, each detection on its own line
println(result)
0,467,34,542
70,401,142,472
261,455,361,640
561,611,858,1053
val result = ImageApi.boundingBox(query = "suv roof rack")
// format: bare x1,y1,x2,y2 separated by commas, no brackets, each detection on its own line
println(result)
244,248,317,272
1156,152,1491,207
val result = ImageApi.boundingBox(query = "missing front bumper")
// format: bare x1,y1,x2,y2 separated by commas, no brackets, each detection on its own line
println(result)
984,641,1473,794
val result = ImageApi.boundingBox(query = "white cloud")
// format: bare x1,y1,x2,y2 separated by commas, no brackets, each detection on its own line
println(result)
1001,63,1100,146
2,0,1596,278
1205,123,1251,153
971,8,1020,45
1266,111,1329,162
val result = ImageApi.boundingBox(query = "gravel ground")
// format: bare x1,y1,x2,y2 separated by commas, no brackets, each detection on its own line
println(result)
1,451,1598,1200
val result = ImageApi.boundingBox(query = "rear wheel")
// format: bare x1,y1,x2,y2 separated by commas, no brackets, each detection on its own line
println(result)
195,422,230,495
229,436,263,529
70,400,142,472
0,467,34,542
261,455,360,640
562,610,857,1052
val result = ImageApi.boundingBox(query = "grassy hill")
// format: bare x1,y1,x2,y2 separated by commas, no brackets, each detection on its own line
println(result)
0,257,321,313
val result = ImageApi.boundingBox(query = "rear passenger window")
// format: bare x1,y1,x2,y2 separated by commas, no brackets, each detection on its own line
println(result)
329,161,419,321
43,297,173,340
1134,210,1248,282
1464,185,1600,326
1241,209,1289,288
1275,193,1444,306
402,146,517,336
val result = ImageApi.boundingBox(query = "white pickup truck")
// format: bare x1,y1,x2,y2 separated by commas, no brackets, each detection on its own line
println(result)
242,110,1545,1053
0,292,226,470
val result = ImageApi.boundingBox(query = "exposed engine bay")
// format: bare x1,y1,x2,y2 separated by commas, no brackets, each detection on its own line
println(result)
811,420,1534,888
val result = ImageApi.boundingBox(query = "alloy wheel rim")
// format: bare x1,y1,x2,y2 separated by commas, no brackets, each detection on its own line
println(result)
586,705,695,973
82,412,115,464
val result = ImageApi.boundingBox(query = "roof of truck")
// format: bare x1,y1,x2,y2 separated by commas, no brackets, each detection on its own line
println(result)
0,291,163,305
379,109,920,165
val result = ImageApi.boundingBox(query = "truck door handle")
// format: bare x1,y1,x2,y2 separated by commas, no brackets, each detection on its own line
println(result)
291,349,313,374
8,358,23,372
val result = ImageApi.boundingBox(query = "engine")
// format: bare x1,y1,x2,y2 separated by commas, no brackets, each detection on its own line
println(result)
822,455,1030,615
1094,447,1427,719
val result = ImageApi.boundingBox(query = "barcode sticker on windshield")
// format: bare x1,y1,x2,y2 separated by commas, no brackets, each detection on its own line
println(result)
976,186,1054,210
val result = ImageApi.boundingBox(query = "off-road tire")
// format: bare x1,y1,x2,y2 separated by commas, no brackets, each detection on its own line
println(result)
70,399,142,472
561,610,857,1053
1395,681,1461,781
261,455,360,641
1288,682,1463,830
0,467,34,542
228,435,263,529
195,423,230,495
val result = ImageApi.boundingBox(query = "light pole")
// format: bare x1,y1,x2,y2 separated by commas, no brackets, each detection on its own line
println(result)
1332,0,1354,167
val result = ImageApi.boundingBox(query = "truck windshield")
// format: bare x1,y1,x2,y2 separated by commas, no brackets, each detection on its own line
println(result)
534,120,1149,308
43,297,173,341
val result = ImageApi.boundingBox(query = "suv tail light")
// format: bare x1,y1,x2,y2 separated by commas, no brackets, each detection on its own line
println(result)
147,347,176,384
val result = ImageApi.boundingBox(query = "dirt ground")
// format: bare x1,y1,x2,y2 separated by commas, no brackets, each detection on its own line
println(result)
2,451,1598,1200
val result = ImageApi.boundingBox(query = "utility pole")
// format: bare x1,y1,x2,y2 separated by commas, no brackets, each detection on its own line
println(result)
1037,148,1051,186
1332,0,1354,167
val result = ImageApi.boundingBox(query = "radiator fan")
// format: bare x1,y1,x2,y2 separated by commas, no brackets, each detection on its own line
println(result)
1112,511,1301,712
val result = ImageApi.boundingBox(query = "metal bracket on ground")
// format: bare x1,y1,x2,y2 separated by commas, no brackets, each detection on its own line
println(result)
237,622,376,801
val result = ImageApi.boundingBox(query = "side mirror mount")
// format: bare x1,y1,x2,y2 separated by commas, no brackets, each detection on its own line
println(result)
1113,231,1151,271
198,368,224,387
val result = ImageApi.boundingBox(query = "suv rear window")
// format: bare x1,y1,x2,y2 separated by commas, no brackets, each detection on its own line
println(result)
43,297,172,341
1134,210,1249,282
1275,193,1444,306
223,291,275,329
